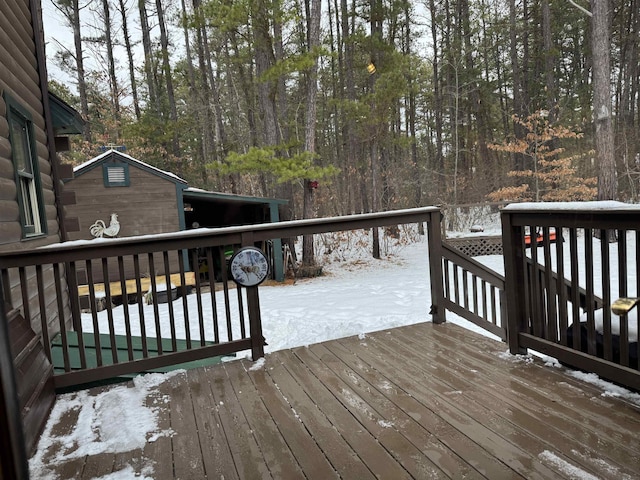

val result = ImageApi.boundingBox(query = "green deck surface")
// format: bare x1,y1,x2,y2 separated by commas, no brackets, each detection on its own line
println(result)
51,331,233,384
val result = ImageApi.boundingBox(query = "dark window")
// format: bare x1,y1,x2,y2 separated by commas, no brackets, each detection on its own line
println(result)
6,95,46,237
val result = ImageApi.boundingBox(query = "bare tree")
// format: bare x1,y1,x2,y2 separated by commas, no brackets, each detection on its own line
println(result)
301,0,322,268
591,0,617,201
116,0,141,120
52,0,92,142
155,0,181,164
101,0,121,131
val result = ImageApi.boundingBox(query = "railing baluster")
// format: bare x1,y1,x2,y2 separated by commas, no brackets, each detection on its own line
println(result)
569,228,581,351
148,253,163,355
178,252,192,349
542,226,557,341
556,228,568,346
118,256,134,361
133,254,148,358
68,261,87,369
85,260,103,367
1,268,10,304
191,249,206,347
237,287,246,339
35,265,52,365
490,285,497,325
472,274,478,316
443,259,451,300
618,230,629,367
53,263,71,373
206,247,220,344
18,267,32,345
453,264,460,305
102,258,118,365
462,269,469,310
600,230,612,361
162,251,178,352
584,229,596,355
220,248,233,342
481,280,488,321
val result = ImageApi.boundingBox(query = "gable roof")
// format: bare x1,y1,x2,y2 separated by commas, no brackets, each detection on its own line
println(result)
70,149,188,185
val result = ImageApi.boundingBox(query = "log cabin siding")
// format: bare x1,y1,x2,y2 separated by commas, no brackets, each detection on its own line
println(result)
0,0,69,458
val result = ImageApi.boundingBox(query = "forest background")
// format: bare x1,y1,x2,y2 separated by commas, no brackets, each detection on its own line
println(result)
44,0,640,231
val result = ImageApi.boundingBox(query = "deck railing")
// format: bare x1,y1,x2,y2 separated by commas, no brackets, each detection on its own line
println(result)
441,242,507,340
0,207,444,390
502,203,640,390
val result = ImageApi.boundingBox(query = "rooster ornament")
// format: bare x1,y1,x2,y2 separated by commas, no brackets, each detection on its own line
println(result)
89,213,121,238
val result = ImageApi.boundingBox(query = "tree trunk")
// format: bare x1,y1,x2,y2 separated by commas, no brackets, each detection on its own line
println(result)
428,0,444,196
251,0,279,147
509,0,526,171
180,0,206,181
302,0,322,267
591,0,617,202
370,0,382,259
58,0,91,142
156,0,181,165
139,0,160,115
101,0,121,135
117,0,141,120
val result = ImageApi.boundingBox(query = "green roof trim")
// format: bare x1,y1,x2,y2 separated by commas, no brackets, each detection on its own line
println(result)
48,92,85,135
183,188,288,205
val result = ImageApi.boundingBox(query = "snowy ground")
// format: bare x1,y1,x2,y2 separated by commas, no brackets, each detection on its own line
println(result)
29,227,640,479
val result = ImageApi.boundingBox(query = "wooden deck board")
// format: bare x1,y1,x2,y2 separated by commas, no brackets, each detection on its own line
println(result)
37,322,640,479
379,326,639,478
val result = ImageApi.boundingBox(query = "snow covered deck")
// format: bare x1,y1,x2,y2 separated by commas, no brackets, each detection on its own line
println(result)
34,322,640,479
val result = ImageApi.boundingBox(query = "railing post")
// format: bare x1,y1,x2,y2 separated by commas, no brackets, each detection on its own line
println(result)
241,231,266,360
0,274,30,480
427,210,446,324
501,210,528,354
246,286,265,360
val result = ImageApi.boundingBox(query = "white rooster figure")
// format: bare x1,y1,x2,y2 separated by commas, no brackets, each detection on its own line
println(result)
89,213,121,238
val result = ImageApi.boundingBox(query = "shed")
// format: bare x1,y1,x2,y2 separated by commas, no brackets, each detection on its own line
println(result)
63,150,286,282
183,188,287,281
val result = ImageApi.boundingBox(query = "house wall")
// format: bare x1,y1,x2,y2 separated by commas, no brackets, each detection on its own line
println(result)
0,1,61,250
0,0,69,336
0,0,61,458
64,158,184,282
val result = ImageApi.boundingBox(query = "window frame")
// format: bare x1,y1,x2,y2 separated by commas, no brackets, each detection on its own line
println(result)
103,162,130,187
5,94,47,239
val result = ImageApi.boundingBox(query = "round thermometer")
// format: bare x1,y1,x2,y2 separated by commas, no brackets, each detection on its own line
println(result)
228,246,270,287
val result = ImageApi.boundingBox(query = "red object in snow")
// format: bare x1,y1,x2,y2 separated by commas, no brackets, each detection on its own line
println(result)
524,230,559,247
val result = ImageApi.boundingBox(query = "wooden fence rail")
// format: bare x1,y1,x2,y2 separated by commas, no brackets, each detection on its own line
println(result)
502,203,640,391
0,207,443,390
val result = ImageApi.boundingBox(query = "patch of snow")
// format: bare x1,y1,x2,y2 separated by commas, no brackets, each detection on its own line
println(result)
29,371,182,478
503,201,635,211
566,371,640,407
538,450,599,480
248,357,266,371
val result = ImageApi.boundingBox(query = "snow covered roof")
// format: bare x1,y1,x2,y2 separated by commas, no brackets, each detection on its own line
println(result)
72,149,188,184
503,201,640,212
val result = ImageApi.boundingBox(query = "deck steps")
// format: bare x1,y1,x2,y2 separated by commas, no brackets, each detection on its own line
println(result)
7,308,55,456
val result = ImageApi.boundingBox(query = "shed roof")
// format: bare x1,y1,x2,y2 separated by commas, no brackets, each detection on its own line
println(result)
183,188,288,206
71,149,188,185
